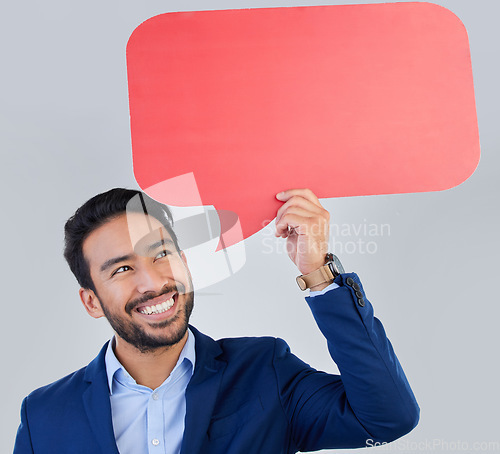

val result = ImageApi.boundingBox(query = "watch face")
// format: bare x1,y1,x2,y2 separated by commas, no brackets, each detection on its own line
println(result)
328,254,345,276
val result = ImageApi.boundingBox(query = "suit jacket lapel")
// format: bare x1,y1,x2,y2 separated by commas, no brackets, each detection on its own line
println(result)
82,342,120,454
181,326,227,454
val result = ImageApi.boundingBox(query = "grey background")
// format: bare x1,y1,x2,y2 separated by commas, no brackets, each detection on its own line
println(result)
2,0,498,453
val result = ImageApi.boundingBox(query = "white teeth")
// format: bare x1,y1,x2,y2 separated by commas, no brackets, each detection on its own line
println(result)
139,296,175,315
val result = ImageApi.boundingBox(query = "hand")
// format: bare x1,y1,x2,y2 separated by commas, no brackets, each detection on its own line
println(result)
275,188,330,276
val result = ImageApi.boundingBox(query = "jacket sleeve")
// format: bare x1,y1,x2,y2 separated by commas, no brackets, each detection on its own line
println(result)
13,397,34,454
273,272,419,452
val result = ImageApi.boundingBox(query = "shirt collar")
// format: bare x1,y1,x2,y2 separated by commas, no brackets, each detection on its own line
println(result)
104,328,196,394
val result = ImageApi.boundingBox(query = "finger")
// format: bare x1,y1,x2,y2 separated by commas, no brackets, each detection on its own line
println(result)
275,208,312,235
275,208,324,237
276,202,329,239
276,188,322,208
275,195,324,228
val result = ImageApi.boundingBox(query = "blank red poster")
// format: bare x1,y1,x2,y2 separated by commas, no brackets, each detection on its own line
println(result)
127,3,479,243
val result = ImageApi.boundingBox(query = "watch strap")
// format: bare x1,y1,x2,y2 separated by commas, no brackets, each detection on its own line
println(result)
296,264,335,291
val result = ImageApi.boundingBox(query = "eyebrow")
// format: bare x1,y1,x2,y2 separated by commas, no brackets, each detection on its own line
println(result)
100,254,134,273
99,238,176,274
147,238,175,253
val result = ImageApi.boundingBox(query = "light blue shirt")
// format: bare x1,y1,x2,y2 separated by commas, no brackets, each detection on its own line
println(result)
105,329,196,454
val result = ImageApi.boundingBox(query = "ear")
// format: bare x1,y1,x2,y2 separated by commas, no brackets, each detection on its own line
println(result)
79,287,105,319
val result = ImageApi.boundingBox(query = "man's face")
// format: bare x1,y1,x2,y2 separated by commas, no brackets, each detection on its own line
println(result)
80,212,194,353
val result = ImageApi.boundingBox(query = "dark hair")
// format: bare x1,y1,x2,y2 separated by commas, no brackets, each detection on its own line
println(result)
63,188,180,291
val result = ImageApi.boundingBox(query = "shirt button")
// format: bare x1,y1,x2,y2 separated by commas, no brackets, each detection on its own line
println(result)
152,439,160,446
152,392,159,400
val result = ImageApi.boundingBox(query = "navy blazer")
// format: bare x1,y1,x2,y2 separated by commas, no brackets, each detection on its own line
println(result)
14,273,419,453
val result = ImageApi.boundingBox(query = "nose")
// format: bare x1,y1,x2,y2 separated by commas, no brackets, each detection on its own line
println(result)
134,262,168,294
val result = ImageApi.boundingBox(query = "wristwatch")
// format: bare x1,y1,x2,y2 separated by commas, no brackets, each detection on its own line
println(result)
296,252,345,291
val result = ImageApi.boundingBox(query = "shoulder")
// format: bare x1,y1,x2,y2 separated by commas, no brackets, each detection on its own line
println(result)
217,335,295,363
190,325,295,363
208,333,300,378
23,342,108,413
20,365,91,431
203,330,291,361
217,335,281,354
26,366,88,402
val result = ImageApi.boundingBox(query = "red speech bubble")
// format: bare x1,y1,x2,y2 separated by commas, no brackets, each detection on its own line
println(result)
127,3,479,246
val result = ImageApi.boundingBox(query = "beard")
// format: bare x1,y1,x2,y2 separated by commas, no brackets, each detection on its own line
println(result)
99,282,194,354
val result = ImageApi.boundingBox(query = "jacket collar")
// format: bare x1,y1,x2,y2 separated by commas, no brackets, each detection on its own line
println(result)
82,341,120,454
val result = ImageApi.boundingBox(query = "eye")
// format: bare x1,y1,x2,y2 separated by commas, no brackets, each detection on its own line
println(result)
112,265,131,276
154,249,171,261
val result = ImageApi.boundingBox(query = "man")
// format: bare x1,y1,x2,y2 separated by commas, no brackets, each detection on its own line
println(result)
13,187,419,454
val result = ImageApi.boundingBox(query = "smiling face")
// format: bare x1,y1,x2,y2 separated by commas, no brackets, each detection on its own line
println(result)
79,212,194,353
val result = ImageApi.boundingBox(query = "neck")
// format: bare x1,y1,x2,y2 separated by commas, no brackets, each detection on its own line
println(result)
112,332,189,390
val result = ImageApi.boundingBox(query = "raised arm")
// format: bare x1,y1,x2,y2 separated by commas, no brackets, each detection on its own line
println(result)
273,189,419,451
